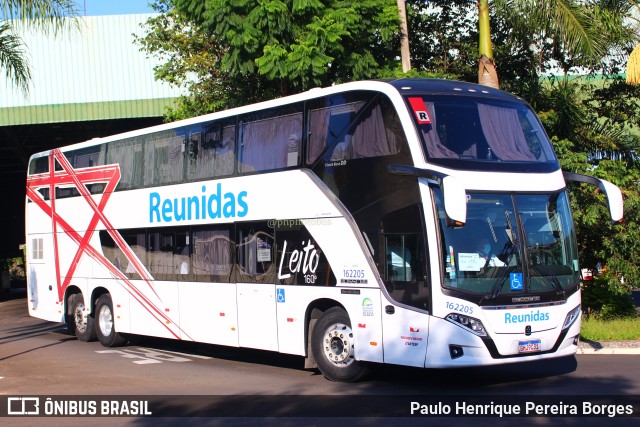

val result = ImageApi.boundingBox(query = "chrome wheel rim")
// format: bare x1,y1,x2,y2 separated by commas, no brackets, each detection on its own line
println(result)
322,322,355,367
98,304,114,337
74,302,87,333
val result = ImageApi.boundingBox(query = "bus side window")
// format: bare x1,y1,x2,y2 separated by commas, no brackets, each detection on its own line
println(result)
99,229,145,280
307,93,405,165
236,222,276,283
28,156,49,175
191,226,233,283
380,205,430,311
139,228,190,281
106,137,145,190
188,121,237,180
386,234,414,282
239,106,303,173
145,130,186,186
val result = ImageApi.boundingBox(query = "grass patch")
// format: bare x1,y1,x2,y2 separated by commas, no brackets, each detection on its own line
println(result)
580,316,640,341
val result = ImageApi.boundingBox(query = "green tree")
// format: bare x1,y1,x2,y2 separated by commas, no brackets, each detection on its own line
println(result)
135,0,233,121
138,0,454,118
406,0,476,79
172,0,402,98
538,76,640,317
0,0,77,93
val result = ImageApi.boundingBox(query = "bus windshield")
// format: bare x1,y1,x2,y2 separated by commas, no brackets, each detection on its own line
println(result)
408,95,559,172
436,190,580,303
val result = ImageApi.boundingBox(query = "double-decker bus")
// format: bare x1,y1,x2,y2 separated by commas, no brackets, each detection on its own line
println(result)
25,79,622,382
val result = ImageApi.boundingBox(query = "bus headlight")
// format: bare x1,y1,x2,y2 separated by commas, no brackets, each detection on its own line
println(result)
562,304,581,330
445,313,487,337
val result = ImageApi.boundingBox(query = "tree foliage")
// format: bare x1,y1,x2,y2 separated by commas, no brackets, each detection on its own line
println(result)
134,0,233,121
172,0,403,97
0,21,31,93
0,0,77,93
536,76,640,317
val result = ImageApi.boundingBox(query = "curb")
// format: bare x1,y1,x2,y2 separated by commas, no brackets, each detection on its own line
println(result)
577,347,640,355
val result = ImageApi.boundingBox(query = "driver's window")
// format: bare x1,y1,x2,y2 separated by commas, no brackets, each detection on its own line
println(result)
380,205,430,311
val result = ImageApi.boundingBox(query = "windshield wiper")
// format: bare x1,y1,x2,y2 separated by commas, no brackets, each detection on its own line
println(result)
479,210,518,304
527,249,566,297
479,242,518,304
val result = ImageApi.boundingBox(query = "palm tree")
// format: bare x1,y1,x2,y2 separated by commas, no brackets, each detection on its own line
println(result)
0,0,77,93
478,0,634,88
478,0,499,88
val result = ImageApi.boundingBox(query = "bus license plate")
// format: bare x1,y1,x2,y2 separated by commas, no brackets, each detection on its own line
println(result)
518,340,541,353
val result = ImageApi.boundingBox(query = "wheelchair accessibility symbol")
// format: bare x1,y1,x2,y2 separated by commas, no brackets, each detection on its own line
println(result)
276,288,285,303
510,273,523,291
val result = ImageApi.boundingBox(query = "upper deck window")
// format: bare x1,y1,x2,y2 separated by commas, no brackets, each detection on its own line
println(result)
238,105,303,173
307,93,405,165
408,96,559,172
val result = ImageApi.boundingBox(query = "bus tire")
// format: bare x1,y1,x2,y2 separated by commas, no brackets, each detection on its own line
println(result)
95,294,126,347
311,307,368,382
69,293,96,342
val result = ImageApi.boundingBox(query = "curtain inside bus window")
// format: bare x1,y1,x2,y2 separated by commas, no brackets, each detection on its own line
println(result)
192,228,233,282
123,229,188,280
145,131,185,185
414,95,560,169
239,113,302,173
352,103,394,158
307,97,403,164
188,123,236,180
307,106,330,163
99,229,145,280
147,231,172,277
214,125,235,176
106,138,145,190
477,103,536,161
186,130,203,180
236,223,275,283
419,102,457,159
174,231,190,277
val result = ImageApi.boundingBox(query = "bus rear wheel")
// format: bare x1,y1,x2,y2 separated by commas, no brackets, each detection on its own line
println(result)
68,293,96,342
311,307,368,382
95,294,126,347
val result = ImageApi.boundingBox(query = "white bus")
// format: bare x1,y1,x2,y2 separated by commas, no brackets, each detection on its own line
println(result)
25,78,622,382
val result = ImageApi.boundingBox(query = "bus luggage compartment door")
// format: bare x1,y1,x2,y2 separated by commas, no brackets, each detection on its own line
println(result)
237,282,278,351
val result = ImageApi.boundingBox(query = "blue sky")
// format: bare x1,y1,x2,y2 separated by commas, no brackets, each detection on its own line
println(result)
77,0,155,16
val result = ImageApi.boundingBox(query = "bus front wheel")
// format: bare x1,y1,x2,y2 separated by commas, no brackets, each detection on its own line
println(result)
69,293,96,342
311,307,368,382
95,294,126,347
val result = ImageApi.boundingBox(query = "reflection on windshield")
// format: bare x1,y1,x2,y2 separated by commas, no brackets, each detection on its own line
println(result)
436,190,580,301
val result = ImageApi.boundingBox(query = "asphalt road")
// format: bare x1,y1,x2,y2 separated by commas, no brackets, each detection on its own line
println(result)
1,289,639,426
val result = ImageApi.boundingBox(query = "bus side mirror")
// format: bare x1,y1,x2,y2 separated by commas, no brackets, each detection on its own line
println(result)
441,175,467,227
387,165,467,226
563,172,623,224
